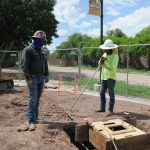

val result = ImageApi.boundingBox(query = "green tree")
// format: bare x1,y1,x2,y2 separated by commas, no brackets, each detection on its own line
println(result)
134,26,150,70
82,37,100,66
68,33,91,48
0,0,58,50
106,28,127,37
135,26,150,38
0,0,58,74
55,33,93,66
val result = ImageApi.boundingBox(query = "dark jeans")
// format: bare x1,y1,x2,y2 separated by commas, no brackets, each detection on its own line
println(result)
100,79,116,112
28,75,44,123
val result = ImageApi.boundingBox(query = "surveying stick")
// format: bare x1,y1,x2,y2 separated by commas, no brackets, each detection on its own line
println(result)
109,134,118,150
68,65,100,112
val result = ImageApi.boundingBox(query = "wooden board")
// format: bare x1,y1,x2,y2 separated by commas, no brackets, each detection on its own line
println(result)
75,124,89,142
89,127,107,150
89,119,150,150
106,133,150,150
91,119,145,139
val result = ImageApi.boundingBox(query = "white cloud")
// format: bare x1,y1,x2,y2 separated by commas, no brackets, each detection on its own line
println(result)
54,0,86,28
105,0,139,7
80,25,108,37
80,21,92,28
57,29,69,37
104,0,139,17
78,20,102,29
91,20,100,24
85,28,100,37
107,6,150,36
105,7,120,16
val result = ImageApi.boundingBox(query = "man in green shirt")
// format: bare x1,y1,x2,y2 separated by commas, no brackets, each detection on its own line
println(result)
95,39,119,117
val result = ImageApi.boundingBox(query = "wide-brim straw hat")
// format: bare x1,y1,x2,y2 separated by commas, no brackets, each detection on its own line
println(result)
100,39,118,50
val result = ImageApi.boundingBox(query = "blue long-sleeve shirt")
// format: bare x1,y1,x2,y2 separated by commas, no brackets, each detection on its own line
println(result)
21,44,49,81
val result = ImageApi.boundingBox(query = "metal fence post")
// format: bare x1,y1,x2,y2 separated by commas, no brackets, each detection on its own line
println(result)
78,48,81,90
126,49,129,97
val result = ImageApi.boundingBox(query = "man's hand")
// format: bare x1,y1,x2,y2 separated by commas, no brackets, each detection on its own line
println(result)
98,57,107,65
45,76,49,83
27,80,33,88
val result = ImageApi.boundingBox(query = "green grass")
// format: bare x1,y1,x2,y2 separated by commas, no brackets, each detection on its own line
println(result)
65,77,98,90
64,77,150,100
49,68,150,99
115,81,150,99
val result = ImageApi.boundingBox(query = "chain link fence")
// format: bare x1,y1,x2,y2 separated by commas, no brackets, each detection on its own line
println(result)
118,44,150,98
48,48,79,94
48,44,150,99
1,44,150,99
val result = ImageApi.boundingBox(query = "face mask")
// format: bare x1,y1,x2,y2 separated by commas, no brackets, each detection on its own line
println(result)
103,49,113,55
32,38,45,49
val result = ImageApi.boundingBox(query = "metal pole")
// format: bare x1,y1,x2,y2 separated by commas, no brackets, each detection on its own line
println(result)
77,48,81,90
126,49,129,97
99,0,103,84
100,0,103,45
109,134,118,150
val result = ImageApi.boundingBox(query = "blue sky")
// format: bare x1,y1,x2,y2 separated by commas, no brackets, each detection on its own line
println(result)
49,0,150,50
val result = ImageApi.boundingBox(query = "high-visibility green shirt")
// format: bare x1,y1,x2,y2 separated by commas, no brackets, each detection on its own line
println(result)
101,53,119,80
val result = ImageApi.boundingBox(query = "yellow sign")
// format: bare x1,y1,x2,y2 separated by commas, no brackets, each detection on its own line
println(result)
88,0,101,16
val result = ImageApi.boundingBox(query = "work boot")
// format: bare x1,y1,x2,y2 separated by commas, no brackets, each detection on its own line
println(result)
17,122,29,132
29,123,36,131
95,109,105,112
35,117,45,124
106,111,114,117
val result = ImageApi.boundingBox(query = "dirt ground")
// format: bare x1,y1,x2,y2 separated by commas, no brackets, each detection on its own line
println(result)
0,85,150,150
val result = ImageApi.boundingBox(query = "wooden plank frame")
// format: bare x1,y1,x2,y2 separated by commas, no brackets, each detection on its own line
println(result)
89,119,150,150
106,133,150,150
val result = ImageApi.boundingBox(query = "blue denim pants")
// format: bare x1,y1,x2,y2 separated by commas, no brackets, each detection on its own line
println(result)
100,79,116,112
28,75,44,123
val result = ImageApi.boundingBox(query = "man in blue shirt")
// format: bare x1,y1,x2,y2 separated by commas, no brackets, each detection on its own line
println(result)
18,30,49,131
